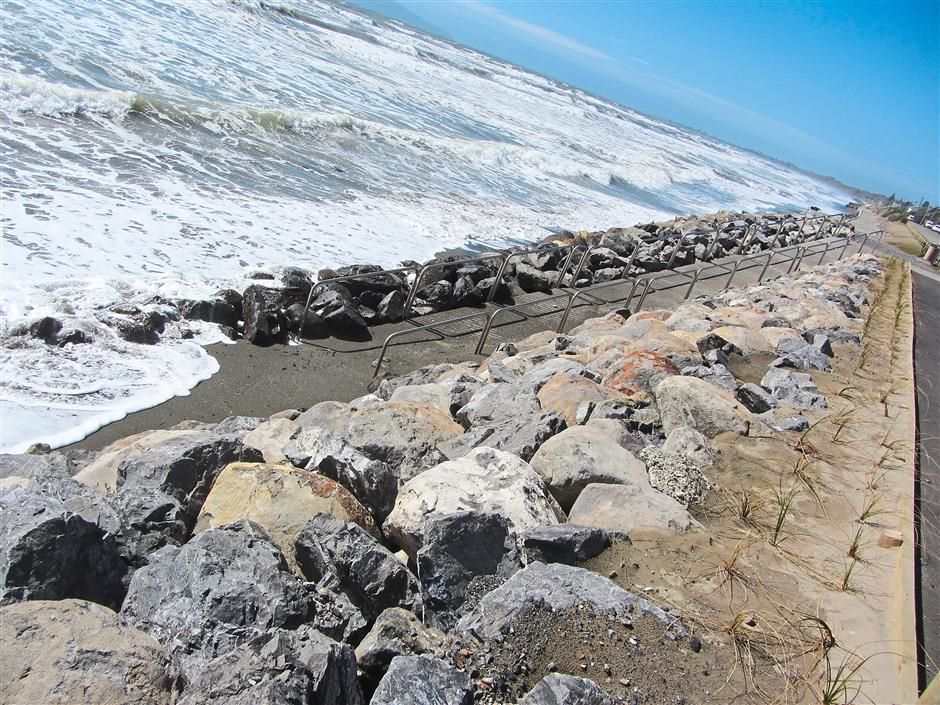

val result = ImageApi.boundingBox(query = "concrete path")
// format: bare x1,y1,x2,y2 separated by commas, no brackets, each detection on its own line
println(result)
912,221,940,247
914,268,940,690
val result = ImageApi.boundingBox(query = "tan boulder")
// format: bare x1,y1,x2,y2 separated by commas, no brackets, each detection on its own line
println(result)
389,383,452,414
760,326,801,349
708,325,774,355
568,482,701,533
293,400,354,435
196,462,379,569
537,371,627,426
0,599,181,705
243,417,298,464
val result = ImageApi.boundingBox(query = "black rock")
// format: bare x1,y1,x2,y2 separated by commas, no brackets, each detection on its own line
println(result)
121,520,318,668
416,280,454,310
520,525,614,565
696,332,743,358
416,511,521,631
452,275,484,306
311,289,370,338
0,487,128,610
176,299,238,329
29,316,62,344
376,290,406,323
285,303,328,339
56,328,91,346
280,266,315,296
478,276,513,303
294,513,419,621
515,263,554,294
178,625,363,705
370,655,472,705
242,285,291,346
735,383,776,414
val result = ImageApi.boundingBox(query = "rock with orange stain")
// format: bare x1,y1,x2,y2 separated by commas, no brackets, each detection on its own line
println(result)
599,350,680,403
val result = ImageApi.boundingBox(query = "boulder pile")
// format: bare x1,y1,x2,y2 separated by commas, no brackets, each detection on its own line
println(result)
0,254,881,704
17,210,851,349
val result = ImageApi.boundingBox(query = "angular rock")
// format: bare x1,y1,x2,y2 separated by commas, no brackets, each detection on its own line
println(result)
371,655,472,705
121,520,320,665
654,375,750,437
376,290,406,323
528,424,648,511
538,371,626,427
760,367,827,409
735,382,777,414
457,562,682,641
521,358,589,392
311,289,370,338
639,447,711,508
417,511,521,630
0,487,128,609
773,341,832,371
178,625,363,705
242,285,291,345
344,401,463,483
774,415,810,432
73,429,262,541
285,426,398,522
195,462,378,570
521,673,616,705
519,525,615,565
680,362,738,392
440,409,566,463
384,447,565,558
515,263,554,294
455,383,539,428
567,483,700,534
355,608,455,689
294,513,419,620
0,599,182,705
242,417,297,464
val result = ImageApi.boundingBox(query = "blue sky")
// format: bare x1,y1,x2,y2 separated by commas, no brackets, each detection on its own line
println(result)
357,0,940,202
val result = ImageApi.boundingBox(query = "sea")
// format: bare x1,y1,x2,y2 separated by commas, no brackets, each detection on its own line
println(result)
0,0,853,453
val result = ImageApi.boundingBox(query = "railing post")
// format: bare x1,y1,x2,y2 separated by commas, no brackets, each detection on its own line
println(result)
683,268,702,300
485,253,514,304
666,232,687,269
404,263,434,315
568,244,600,287
725,259,741,289
798,214,808,236
872,230,885,252
817,239,832,265
635,278,653,311
857,231,871,255
736,223,755,255
554,245,578,288
839,233,854,259
704,227,721,260
757,250,774,283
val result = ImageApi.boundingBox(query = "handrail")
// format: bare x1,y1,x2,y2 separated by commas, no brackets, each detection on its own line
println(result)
372,310,490,378
473,290,574,355
386,228,875,366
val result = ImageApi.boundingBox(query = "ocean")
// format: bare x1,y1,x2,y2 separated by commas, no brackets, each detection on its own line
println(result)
0,0,853,453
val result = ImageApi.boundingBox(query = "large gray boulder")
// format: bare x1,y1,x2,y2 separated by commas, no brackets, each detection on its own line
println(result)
0,487,128,609
653,375,750,437
121,520,319,669
528,424,648,511
284,427,398,522
371,655,473,705
0,599,182,705
521,673,616,705
417,511,521,630
448,382,566,461
384,447,565,558
343,401,464,482
178,625,362,705
73,430,263,546
294,513,419,621
567,483,700,534
456,562,683,641
355,608,455,689
519,525,615,566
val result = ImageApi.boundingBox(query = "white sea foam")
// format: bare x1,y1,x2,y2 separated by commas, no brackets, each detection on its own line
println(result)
0,0,853,452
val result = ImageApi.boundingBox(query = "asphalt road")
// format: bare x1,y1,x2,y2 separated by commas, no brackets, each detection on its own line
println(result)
913,268,940,690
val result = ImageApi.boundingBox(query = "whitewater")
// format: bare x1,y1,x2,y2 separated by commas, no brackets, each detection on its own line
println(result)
0,0,853,453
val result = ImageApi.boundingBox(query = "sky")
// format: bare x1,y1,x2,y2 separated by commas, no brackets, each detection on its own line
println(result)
355,0,940,202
